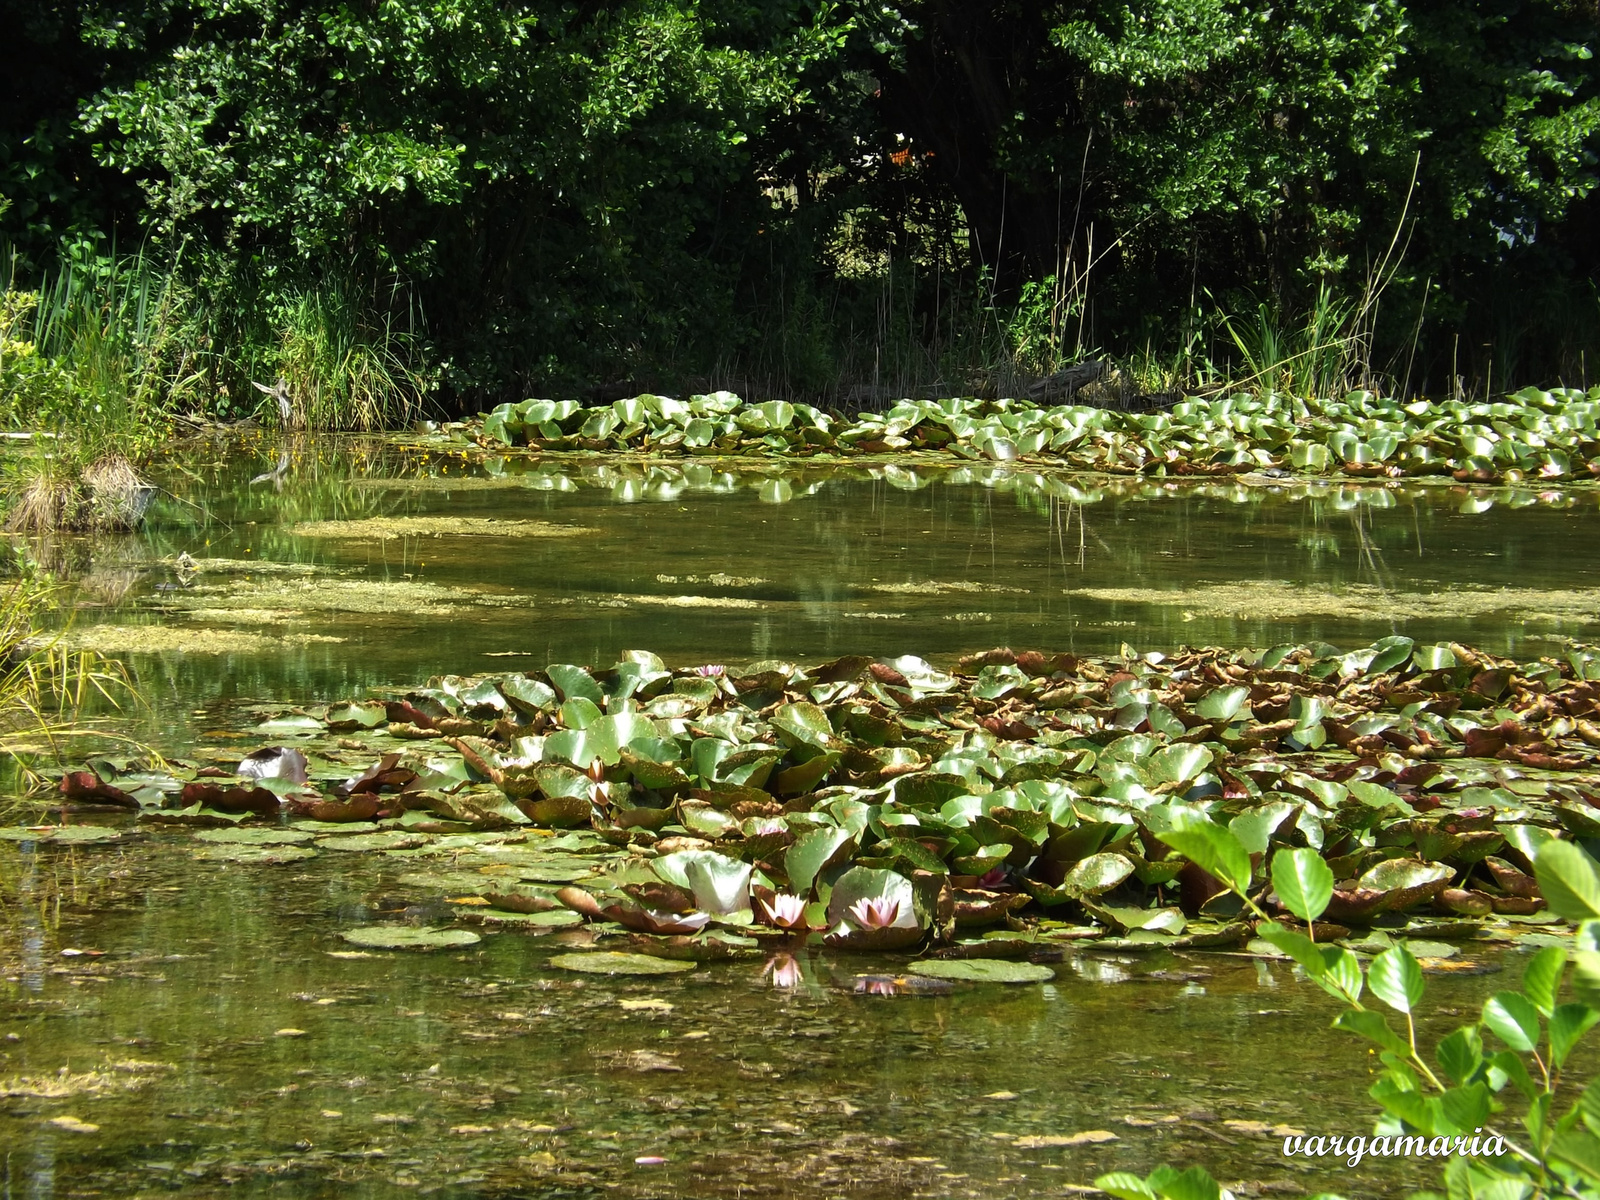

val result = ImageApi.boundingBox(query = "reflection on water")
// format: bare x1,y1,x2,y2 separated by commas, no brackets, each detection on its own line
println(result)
0,838,1457,1198
39,436,1592,741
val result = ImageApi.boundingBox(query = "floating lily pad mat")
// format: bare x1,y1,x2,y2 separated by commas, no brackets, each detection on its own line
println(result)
907,959,1057,984
547,952,696,975
195,844,318,864
291,517,590,539
340,926,482,950
193,828,314,845
292,820,382,834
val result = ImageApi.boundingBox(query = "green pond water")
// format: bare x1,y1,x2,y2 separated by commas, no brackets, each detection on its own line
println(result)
4,435,1599,1197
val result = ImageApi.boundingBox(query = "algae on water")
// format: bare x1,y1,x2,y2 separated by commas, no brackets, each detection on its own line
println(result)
65,625,346,654
291,516,591,540
1066,580,1600,624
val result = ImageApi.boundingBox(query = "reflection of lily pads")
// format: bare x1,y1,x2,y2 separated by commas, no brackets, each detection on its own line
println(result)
340,926,481,950
195,844,319,864
194,828,314,846
546,952,697,976
908,959,1056,984
316,831,428,852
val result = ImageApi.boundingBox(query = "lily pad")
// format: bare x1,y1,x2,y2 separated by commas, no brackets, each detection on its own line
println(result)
340,926,482,950
195,844,319,864
316,831,428,852
546,952,697,976
466,908,584,929
193,828,314,846
39,826,123,844
907,959,1056,984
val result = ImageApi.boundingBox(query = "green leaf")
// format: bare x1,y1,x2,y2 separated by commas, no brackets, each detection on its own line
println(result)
1157,811,1252,895
1092,1174,1159,1200
1254,921,1326,974
1523,945,1568,1017
1436,1026,1483,1086
769,702,835,750
1064,852,1136,896
1549,1129,1600,1180
784,826,854,895
1550,1003,1600,1069
1482,992,1542,1053
1538,840,1600,922
1334,1009,1410,1056
1271,847,1333,923
546,664,605,707
1369,945,1426,1014
1438,1083,1491,1135
1195,686,1250,723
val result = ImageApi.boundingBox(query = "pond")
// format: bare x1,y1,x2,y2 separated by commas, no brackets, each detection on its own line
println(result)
4,433,1598,1198
52,436,1600,749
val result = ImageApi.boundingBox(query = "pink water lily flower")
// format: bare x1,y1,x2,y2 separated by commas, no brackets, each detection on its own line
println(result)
756,893,803,929
848,896,901,930
762,953,803,989
694,664,726,677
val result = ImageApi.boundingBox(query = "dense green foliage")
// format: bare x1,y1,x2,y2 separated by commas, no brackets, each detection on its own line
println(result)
1,0,1596,415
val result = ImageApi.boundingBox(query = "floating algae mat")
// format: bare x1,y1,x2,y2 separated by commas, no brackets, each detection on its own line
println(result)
291,515,591,539
1069,581,1600,624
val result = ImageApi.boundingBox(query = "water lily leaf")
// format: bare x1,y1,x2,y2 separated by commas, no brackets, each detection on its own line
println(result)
500,675,558,715
546,952,696,975
1357,859,1455,910
195,843,318,864
325,701,388,730
907,959,1055,984
546,664,604,707
1146,744,1213,787
341,926,481,950
1228,802,1297,854
1064,852,1135,896
317,830,426,852
1195,686,1251,723
786,826,856,894
194,828,314,846
770,702,836,751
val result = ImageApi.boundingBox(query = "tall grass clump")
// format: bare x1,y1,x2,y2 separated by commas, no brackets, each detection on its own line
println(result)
0,552,132,765
273,281,430,430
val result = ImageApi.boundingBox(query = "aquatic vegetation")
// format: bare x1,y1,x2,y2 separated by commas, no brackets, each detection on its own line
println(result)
290,516,590,540
1101,840,1600,1200
455,388,1600,483
26,636,1600,973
